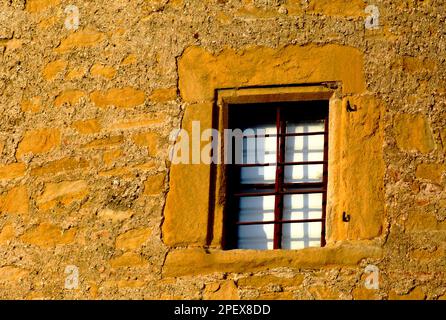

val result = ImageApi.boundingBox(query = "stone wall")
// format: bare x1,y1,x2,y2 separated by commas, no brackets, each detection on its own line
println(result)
0,0,445,299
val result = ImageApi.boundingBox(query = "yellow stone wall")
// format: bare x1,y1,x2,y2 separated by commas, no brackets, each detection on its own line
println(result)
0,0,445,299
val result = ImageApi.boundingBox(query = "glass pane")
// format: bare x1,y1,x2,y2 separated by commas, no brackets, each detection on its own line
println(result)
241,166,276,184
239,125,276,183
281,222,322,249
237,224,274,250
284,164,323,183
242,126,276,165
285,135,324,162
237,195,275,250
283,193,323,221
286,120,325,134
285,120,324,183
238,195,275,222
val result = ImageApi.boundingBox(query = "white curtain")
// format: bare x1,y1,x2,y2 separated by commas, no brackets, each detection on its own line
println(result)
237,121,324,250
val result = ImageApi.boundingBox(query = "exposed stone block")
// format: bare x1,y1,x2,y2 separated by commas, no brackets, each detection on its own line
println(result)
82,136,123,149
42,59,67,81
0,224,15,244
307,0,366,16
388,287,426,300
90,87,145,108
55,29,106,53
90,64,116,79
98,208,133,222
21,97,42,113
109,252,147,268
54,89,86,107
393,114,435,154
203,281,239,300
30,157,89,176
0,185,28,215
415,163,445,184
16,129,61,159
115,228,152,250
0,163,26,180
36,180,88,210
25,0,60,13
149,88,177,103
72,119,102,134
132,132,160,157
143,173,165,195
0,266,29,282
108,115,165,130
102,149,122,165
20,223,76,248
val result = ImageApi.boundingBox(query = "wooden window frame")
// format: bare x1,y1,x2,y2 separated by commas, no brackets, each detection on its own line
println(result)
217,87,333,250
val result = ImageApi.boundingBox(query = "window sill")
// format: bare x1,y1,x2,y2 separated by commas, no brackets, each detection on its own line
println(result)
162,241,382,277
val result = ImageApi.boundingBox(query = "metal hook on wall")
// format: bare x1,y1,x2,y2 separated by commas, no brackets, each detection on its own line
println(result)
346,100,358,112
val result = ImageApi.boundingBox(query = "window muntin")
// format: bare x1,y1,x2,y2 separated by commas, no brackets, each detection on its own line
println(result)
225,101,329,250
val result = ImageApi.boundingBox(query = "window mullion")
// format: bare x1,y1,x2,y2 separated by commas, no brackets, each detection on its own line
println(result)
320,115,329,247
273,107,286,249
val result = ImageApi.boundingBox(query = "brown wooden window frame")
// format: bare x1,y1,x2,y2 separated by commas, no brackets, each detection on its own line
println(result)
222,99,329,250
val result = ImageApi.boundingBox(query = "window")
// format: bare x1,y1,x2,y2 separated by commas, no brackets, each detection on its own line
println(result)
224,101,329,250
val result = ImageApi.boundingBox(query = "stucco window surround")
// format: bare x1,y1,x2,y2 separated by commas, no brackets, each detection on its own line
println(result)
161,45,385,276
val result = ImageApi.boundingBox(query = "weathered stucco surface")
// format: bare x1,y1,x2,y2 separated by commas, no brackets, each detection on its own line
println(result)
0,0,445,299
